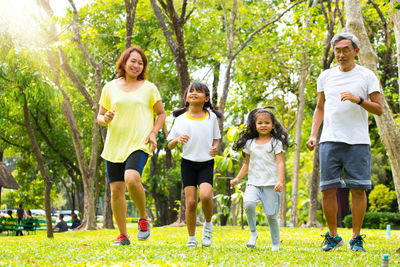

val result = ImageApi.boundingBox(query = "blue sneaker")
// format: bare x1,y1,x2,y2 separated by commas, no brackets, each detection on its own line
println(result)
349,234,366,252
321,232,345,252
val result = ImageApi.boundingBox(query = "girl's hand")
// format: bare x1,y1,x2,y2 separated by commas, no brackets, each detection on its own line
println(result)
145,131,157,152
104,110,115,124
230,178,239,187
209,145,218,157
274,180,284,192
176,134,190,144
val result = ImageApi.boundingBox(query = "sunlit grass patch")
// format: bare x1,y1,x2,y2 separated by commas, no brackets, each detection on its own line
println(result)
1,226,399,266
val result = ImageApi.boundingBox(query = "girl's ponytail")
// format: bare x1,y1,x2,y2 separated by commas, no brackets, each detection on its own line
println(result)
172,102,189,118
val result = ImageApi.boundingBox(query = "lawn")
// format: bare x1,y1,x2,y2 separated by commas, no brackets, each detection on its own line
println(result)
0,225,398,266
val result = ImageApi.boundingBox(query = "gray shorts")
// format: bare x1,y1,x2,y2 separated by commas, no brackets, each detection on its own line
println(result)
319,142,371,191
244,184,281,215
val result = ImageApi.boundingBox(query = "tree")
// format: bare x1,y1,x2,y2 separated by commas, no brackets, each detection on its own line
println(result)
345,0,400,212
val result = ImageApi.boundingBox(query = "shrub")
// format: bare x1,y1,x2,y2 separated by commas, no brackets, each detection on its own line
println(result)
368,184,397,212
343,212,400,229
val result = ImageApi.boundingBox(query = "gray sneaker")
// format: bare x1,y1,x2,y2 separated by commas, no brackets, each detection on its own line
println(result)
186,240,198,248
111,234,131,246
201,223,213,247
137,219,150,241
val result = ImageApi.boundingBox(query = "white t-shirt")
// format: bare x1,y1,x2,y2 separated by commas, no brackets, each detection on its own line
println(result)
317,65,380,145
243,138,283,187
167,111,221,162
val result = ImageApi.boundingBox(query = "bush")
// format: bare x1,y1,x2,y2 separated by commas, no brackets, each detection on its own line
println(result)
368,184,397,212
343,212,400,229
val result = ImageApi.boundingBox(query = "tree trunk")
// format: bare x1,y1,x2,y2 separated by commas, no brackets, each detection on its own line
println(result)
149,0,191,104
290,4,310,227
279,156,287,227
391,0,400,113
23,97,53,238
307,129,322,227
124,0,138,49
103,174,114,229
345,0,400,212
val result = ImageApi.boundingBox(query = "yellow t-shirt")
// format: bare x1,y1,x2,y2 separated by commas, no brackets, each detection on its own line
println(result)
99,79,161,162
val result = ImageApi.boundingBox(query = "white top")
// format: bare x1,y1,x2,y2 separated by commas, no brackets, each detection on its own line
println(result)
167,111,221,162
243,138,283,187
317,65,380,145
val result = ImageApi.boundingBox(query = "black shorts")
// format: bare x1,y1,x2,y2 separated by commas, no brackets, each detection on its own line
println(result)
181,158,214,188
106,150,148,183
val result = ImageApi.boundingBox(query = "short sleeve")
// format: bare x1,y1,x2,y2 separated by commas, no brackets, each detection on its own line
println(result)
212,114,221,139
167,119,180,141
273,139,284,154
317,69,329,93
150,84,162,108
242,140,251,154
367,72,380,95
99,83,111,110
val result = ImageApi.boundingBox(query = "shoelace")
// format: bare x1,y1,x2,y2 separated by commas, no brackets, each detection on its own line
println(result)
355,234,366,246
116,234,126,241
321,234,335,246
139,220,148,231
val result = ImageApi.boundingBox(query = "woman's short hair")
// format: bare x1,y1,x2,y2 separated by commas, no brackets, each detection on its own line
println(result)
116,46,147,80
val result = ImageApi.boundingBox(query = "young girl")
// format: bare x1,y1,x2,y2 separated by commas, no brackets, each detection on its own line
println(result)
230,107,289,251
167,82,222,248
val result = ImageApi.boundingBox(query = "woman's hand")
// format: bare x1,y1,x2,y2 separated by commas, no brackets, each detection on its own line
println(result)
104,110,115,124
145,131,157,152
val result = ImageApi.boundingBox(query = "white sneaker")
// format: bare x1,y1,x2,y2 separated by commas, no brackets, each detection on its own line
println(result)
201,224,213,247
246,232,258,248
272,244,279,251
186,240,198,248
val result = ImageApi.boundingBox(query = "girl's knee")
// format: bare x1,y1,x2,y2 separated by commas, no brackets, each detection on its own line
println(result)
244,201,257,211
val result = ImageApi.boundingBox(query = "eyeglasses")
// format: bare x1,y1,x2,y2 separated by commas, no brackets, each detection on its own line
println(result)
334,48,354,55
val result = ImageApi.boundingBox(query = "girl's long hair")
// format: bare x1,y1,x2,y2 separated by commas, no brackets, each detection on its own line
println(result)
233,107,289,151
172,82,223,119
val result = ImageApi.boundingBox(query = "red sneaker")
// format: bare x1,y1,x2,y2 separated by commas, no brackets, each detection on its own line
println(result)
111,234,131,246
137,219,150,241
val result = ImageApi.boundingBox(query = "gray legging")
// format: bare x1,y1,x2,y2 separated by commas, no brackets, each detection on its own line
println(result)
244,185,280,247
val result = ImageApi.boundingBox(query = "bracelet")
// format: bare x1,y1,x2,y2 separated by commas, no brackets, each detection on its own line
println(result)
357,96,364,105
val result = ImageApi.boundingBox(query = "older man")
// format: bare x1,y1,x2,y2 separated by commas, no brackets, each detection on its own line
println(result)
306,32,382,252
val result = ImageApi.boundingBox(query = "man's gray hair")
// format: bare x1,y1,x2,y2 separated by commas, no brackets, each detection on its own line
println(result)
331,32,360,49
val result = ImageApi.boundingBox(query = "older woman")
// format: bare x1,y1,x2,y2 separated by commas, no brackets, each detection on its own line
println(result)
97,46,166,246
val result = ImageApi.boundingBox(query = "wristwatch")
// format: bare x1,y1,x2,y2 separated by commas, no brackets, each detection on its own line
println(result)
357,96,364,105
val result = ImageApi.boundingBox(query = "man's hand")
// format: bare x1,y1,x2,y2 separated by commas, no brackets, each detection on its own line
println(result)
230,178,239,187
340,91,360,103
306,137,317,151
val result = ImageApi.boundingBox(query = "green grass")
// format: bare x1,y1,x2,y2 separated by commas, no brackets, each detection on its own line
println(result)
0,226,398,266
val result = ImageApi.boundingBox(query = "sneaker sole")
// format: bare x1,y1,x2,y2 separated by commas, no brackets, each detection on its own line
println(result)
137,235,150,241
246,244,256,248
322,239,345,252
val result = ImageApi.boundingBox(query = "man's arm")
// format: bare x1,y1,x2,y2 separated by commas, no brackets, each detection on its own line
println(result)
340,91,382,115
306,92,325,151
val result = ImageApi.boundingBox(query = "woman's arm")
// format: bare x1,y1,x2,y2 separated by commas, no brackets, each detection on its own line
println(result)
145,100,166,152
97,106,115,126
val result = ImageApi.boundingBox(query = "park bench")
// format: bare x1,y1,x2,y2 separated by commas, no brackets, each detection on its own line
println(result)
0,217,21,236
